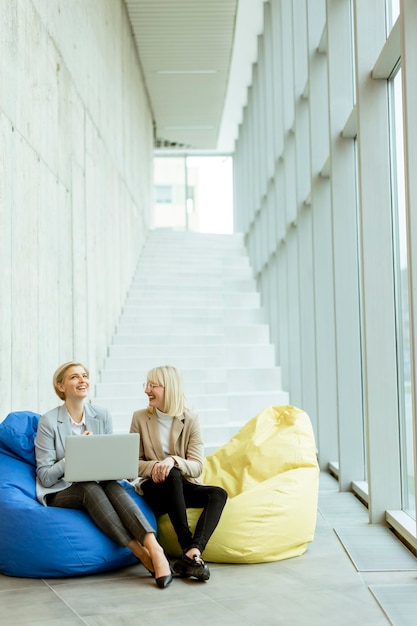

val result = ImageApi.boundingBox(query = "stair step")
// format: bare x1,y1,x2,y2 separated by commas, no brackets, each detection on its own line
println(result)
97,394,229,414
120,307,265,323
95,380,229,397
107,344,275,360
135,270,251,280
92,229,288,452
97,391,287,421
136,256,251,268
111,327,270,345
115,322,268,336
103,347,276,370
98,367,229,384
129,278,256,292
125,293,260,307
95,367,281,394
108,409,232,435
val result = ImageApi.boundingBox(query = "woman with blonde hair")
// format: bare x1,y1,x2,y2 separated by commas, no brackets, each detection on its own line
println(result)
35,361,173,588
130,364,227,581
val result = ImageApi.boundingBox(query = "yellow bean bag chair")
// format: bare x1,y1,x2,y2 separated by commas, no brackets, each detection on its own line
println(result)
157,405,320,563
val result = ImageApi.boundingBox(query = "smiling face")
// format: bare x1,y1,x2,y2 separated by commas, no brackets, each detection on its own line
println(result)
144,381,165,411
57,365,90,402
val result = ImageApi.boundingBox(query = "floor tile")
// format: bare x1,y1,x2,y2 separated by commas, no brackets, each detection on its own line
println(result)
1,472,413,625
370,584,417,626
318,492,370,524
0,585,84,625
334,525,417,571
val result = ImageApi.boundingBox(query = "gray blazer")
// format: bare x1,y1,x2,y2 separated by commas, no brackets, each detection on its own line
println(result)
34,403,112,505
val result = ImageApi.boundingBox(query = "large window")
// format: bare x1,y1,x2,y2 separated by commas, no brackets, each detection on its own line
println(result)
155,185,173,204
153,155,233,233
387,0,400,26
390,68,416,518
233,0,417,550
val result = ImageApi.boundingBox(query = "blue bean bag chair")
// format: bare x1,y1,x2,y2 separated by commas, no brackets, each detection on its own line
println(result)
0,411,156,578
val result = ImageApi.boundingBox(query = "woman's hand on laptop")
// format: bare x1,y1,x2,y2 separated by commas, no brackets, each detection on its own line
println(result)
83,430,92,436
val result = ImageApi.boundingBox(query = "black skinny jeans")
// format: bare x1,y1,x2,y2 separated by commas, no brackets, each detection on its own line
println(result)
141,467,227,554
47,480,154,547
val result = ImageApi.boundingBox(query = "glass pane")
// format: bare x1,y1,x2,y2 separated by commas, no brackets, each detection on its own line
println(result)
354,137,367,481
387,0,400,28
155,185,173,204
153,156,188,230
390,69,416,519
350,0,356,106
153,155,233,233
186,156,233,234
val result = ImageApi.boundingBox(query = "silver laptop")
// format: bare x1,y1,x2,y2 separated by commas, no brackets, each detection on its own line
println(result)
64,433,140,482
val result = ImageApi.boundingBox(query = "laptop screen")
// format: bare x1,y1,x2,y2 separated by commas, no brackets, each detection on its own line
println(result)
64,433,140,482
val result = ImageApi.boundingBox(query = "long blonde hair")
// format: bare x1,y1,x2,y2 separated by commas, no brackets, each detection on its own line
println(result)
53,361,89,401
146,365,185,417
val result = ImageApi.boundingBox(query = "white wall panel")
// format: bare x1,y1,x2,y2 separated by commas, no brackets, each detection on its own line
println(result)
0,0,153,418
297,206,317,435
287,231,302,405
327,0,365,491
307,0,337,466
0,114,13,413
354,0,401,521
276,245,290,391
400,0,417,527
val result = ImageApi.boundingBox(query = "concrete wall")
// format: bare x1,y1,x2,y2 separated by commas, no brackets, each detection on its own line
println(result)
0,0,153,417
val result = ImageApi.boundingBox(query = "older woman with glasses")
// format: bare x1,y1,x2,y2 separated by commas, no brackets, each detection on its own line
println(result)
130,365,227,581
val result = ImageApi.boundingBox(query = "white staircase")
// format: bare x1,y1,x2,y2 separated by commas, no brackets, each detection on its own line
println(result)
93,229,289,454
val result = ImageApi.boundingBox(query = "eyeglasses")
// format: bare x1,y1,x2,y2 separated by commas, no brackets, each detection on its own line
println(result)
143,382,164,391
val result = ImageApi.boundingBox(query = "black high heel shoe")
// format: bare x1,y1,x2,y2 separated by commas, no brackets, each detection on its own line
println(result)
155,570,173,589
145,564,174,579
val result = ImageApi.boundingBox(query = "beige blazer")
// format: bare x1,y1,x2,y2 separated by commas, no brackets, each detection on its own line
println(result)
130,407,204,494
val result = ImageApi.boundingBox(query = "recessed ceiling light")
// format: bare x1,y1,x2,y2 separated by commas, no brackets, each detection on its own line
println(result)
165,125,214,130
157,70,217,75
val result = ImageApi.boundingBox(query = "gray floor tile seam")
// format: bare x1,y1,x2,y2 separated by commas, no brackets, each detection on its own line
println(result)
360,571,417,585
368,587,400,626
102,574,263,605
81,596,251,625
59,587,240,622
32,579,91,626
42,562,299,613
43,568,227,595
332,530,417,573
315,490,396,620
318,490,417,625
0,578,50,592
43,571,144,588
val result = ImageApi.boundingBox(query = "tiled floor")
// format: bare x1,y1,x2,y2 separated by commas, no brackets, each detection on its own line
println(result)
1,472,416,625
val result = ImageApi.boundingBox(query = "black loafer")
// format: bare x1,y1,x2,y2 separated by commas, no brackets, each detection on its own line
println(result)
172,557,189,578
173,553,210,581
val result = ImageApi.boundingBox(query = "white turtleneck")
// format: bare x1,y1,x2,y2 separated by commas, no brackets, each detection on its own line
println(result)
156,408,174,456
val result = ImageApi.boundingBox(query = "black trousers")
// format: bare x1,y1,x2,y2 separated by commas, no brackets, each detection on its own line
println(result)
47,480,154,547
141,467,227,554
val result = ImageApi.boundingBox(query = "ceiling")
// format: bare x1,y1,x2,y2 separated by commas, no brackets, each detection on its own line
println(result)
125,0,266,153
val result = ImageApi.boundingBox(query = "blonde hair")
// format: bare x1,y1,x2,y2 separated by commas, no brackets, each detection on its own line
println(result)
53,361,89,401
146,365,185,417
